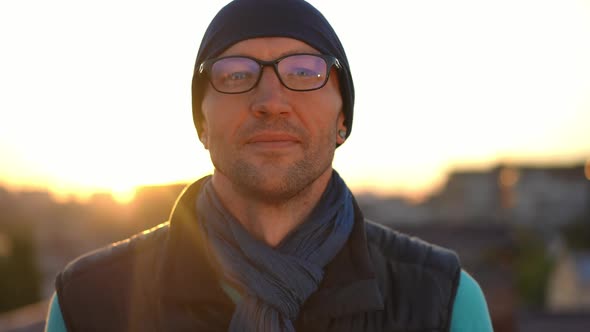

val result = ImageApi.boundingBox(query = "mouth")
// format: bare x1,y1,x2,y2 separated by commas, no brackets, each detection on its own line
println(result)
246,132,301,149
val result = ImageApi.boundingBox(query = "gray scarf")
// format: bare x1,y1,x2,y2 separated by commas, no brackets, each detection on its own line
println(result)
196,171,354,331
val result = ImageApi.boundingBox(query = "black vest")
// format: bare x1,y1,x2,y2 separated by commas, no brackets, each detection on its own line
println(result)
56,178,461,332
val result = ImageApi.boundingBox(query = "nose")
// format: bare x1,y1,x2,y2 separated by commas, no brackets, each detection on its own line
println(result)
250,67,292,117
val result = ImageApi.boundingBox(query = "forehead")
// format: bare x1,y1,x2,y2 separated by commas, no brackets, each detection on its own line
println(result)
218,37,321,59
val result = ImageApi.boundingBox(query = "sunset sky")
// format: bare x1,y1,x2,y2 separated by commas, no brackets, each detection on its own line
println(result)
1,0,589,202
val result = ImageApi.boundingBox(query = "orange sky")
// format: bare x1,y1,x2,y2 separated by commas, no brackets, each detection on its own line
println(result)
1,0,589,203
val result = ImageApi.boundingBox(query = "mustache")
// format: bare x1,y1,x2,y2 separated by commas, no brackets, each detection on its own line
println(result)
238,118,307,140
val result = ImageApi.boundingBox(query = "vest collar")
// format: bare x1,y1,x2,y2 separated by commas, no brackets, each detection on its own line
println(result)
301,198,384,318
157,176,384,317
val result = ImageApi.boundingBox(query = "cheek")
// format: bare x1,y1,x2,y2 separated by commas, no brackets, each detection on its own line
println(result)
201,88,218,126
323,74,343,117
202,91,232,132
312,83,343,128
201,92,248,149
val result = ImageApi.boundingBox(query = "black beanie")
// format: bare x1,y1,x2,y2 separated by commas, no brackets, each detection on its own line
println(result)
191,0,354,141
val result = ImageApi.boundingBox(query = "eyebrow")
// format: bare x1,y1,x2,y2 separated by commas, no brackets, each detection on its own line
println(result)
277,48,321,57
225,48,321,59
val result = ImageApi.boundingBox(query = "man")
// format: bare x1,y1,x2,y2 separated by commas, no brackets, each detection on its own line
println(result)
46,0,492,331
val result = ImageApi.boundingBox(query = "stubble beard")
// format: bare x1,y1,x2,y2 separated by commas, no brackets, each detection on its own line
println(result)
214,136,336,205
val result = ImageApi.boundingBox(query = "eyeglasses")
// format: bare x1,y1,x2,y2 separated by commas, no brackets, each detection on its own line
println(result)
198,53,341,94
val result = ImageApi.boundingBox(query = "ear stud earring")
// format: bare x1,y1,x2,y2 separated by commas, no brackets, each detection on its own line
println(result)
338,130,347,139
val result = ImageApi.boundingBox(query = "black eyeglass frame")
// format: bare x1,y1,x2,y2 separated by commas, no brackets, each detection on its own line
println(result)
198,53,342,94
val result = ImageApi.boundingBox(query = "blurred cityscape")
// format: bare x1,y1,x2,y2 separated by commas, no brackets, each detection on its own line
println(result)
1,161,589,331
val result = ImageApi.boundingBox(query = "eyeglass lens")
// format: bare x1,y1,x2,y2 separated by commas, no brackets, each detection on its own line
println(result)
209,54,328,93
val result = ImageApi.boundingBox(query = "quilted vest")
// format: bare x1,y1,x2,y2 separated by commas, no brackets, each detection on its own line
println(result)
56,178,460,332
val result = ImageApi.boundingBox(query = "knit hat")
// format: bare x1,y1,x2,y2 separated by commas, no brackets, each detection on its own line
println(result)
191,0,355,141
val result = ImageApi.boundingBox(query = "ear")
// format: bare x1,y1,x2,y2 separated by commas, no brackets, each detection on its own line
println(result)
336,112,347,145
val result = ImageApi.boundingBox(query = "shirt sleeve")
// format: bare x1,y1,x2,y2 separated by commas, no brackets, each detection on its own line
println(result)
45,293,67,332
450,270,493,332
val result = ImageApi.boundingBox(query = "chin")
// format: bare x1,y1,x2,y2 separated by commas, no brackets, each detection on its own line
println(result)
230,162,325,203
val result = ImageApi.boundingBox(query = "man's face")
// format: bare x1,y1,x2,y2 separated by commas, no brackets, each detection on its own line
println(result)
200,37,346,202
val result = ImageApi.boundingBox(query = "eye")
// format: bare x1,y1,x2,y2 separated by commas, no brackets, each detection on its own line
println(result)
227,71,253,81
279,55,327,83
286,68,322,80
208,57,260,92
211,57,259,83
291,68,321,78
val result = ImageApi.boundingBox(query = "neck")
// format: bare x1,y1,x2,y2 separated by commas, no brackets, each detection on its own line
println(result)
210,168,334,247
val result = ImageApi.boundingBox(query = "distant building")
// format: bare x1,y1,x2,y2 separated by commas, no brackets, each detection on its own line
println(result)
426,163,590,226
547,250,590,312
355,193,430,225
508,165,590,227
518,311,590,332
426,170,501,223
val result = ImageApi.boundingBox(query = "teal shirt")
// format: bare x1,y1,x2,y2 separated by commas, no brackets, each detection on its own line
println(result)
45,270,492,332
450,271,494,331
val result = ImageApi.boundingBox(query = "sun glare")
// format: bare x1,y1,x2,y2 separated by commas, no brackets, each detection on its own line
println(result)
109,185,137,204
48,182,152,205
46,183,136,205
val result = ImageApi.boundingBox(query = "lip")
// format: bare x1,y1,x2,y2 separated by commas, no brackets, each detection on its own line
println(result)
247,132,299,143
246,132,301,148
